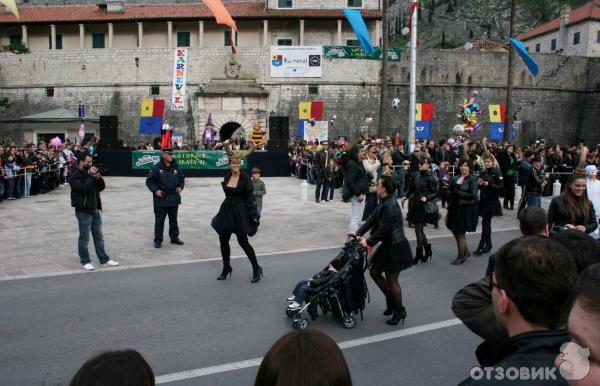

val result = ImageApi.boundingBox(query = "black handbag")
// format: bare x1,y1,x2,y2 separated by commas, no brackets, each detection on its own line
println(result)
416,174,439,216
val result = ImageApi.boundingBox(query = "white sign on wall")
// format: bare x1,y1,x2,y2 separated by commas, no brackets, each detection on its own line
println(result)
303,121,328,142
171,48,188,111
270,46,323,78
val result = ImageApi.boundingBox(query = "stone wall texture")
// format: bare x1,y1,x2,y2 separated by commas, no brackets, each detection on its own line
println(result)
0,47,598,145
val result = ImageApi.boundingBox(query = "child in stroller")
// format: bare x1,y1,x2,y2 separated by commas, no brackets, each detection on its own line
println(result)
285,237,368,330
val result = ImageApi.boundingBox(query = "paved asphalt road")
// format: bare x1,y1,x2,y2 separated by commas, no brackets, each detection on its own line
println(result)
0,230,521,386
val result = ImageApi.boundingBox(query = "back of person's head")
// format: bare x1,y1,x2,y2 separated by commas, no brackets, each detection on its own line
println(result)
70,349,155,386
255,329,351,386
575,262,600,316
347,145,360,162
518,207,548,236
551,230,600,273
494,237,577,330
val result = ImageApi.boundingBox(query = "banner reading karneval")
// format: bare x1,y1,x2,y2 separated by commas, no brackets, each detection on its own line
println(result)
171,49,188,111
132,151,246,170
323,46,401,62
270,46,322,78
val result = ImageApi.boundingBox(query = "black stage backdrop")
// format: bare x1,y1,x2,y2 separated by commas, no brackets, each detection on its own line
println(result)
95,150,290,177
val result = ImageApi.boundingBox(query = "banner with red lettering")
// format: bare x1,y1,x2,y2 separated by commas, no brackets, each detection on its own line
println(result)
171,48,188,111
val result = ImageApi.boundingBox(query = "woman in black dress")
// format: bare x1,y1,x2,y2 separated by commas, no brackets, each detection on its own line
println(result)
404,157,438,264
446,159,479,265
474,154,503,255
349,175,413,326
212,150,262,282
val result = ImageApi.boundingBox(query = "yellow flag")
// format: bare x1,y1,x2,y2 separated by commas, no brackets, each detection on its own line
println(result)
141,99,154,117
0,0,19,19
299,101,311,120
415,103,423,121
489,105,502,123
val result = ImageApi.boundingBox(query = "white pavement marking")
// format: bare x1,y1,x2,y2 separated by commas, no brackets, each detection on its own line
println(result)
0,228,519,282
155,318,463,384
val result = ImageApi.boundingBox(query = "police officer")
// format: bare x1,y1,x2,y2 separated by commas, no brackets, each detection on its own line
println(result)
146,148,185,248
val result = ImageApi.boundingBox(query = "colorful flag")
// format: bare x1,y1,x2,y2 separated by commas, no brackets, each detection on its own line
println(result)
488,104,508,140
298,101,324,120
489,104,503,123
343,8,374,54
415,102,434,139
0,0,19,19
203,0,237,31
509,37,539,77
299,101,311,120
141,99,154,117
311,101,324,120
152,99,165,117
139,117,164,135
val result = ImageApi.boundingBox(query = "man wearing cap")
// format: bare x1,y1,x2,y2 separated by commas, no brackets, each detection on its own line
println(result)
146,148,185,248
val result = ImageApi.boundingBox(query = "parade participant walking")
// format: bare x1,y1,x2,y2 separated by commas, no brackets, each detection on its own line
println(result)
69,152,119,270
362,144,381,220
350,174,413,326
548,148,598,235
343,145,369,232
211,150,262,282
404,156,438,264
145,148,185,249
498,144,517,210
474,153,503,255
447,159,479,265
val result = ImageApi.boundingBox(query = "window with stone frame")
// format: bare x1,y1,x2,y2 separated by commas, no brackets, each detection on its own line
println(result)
551,39,557,51
573,31,580,45
48,34,63,50
597,31,600,43
177,32,191,47
92,33,105,49
535,43,540,52
348,0,363,8
277,38,293,46
278,0,292,8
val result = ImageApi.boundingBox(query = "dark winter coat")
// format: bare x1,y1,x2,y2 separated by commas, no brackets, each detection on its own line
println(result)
357,195,407,247
478,167,504,218
146,159,185,208
70,167,105,212
211,170,259,236
459,330,570,385
449,175,479,207
343,157,369,199
548,195,598,234
526,166,545,195
406,170,438,207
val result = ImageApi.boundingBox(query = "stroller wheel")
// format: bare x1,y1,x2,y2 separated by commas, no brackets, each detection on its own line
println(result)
293,318,309,331
342,314,356,329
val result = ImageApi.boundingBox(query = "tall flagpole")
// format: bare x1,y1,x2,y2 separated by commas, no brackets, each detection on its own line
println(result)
408,0,418,152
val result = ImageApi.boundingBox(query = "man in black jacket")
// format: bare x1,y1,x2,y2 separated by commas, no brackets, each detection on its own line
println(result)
459,237,576,385
70,152,119,271
313,141,331,203
146,148,185,248
343,145,369,232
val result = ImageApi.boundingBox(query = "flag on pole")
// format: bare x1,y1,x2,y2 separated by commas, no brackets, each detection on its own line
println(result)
488,104,511,140
203,0,237,30
343,8,374,54
0,0,19,19
509,37,539,77
415,102,433,139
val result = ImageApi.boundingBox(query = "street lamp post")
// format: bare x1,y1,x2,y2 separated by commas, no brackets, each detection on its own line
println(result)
407,0,418,152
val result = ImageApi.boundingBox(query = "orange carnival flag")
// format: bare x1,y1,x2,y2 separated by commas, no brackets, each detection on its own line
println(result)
203,0,237,31
0,0,19,19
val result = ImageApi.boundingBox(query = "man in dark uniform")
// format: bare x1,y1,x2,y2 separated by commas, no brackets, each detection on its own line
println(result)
146,148,185,248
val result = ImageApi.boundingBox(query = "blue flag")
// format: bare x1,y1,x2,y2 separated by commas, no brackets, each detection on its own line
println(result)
509,37,539,77
415,121,432,139
343,8,374,54
139,117,163,134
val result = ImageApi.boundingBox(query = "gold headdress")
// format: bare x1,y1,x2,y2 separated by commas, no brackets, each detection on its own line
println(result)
224,139,255,164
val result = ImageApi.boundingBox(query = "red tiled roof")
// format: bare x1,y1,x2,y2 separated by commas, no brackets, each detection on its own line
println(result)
0,3,381,24
517,0,600,41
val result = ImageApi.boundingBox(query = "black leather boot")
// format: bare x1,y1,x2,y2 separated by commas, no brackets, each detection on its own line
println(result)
423,244,433,263
413,247,423,265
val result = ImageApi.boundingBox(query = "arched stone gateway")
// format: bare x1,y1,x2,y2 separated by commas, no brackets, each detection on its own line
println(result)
219,121,242,142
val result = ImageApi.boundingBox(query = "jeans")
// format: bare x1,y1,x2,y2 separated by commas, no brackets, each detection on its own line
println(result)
256,204,263,217
322,179,335,201
75,210,110,265
394,168,406,198
6,175,15,198
527,194,541,208
154,206,180,243
292,280,310,304
349,195,366,232
24,172,32,197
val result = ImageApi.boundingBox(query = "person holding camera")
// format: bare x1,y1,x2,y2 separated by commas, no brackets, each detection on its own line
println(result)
69,152,119,271
146,148,185,248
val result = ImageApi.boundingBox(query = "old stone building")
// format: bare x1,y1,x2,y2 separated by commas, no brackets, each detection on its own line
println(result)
0,1,598,146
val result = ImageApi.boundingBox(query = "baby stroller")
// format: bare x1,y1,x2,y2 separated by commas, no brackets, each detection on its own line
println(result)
285,237,369,330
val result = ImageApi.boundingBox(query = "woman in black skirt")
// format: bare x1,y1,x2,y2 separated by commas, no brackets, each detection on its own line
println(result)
212,145,262,282
404,157,438,264
474,154,503,255
446,159,479,265
350,175,413,326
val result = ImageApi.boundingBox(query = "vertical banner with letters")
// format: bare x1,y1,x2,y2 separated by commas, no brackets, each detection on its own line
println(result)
171,48,188,111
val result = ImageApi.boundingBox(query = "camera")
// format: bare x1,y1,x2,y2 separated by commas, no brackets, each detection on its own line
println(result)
94,163,110,176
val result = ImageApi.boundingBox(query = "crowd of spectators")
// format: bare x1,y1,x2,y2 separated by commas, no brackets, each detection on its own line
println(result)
0,139,101,203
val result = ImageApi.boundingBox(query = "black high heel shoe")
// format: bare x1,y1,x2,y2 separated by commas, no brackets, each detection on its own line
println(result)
386,306,407,326
423,244,433,263
251,266,263,283
383,298,394,316
217,266,232,280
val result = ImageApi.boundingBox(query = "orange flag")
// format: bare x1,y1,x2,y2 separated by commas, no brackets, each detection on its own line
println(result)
0,0,19,19
203,0,237,31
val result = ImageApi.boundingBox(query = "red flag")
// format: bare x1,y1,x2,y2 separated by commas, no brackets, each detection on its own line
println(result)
310,101,324,120
152,99,165,117
421,102,433,121
203,0,237,31
500,103,507,123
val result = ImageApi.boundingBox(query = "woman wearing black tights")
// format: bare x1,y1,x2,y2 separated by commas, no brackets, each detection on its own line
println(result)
211,155,262,282
350,175,413,326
